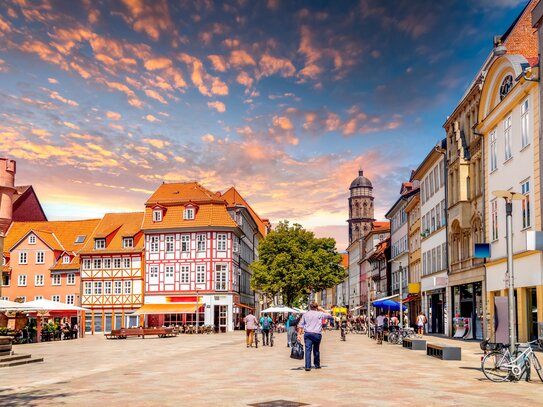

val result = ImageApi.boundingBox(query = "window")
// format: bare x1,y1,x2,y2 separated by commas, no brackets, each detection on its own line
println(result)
28,235,36,244
93,258,102,269
165,265,174,282
75,235,86,244
18,274,27,286
180,265,190,283
522,180,531,229
83,259,91,269
490,130,497,171
52,274,61,285
181,234,190,252
196,265,206,284
215,264,227,291
104,258,111,269
521,98,529,148
491,200,499,241
123,238,134,248
84,282,91,295
184,208,195,220
19,252,27,264
113,258,121,268
52,295,60,302
442,243,447,270
94,281,102,295
114,281,122,295
34,295,43,301
67,273,75,285
66,295,74,305
34,274,44,286
165,235,175,253
123,258,131,269
150,236,159,253
197,234,206,252
63,255,70,264
36,251,45,264
237,213,243,225
436,247,442,272
95,239,106,249
435,204,441,229
504,116,513,161
217,234,227,251
153,209,162,222
150,266,158,278
124,280,132,294
104,281,112,295
500,75,513,100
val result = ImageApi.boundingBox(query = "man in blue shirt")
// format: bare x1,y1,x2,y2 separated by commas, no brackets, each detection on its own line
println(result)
297,302,334,371
260,314,273,346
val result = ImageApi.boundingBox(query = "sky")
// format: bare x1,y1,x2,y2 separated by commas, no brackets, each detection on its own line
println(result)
0,0,530,251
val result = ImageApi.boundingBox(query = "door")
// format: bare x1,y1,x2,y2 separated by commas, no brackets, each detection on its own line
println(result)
104,314,112,333
431,293,444,334
214,305,228,333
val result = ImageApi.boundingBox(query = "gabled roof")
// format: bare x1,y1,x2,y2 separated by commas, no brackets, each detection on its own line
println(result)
80,212,144,254
3,219,100,257
12,185,48,222
145,182,223,205
221,186,269,237
50,252,79,271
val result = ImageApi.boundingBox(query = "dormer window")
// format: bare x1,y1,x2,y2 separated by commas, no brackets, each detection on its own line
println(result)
95,239,106,249
123,238,134,248
184,208,195,220
153,209,163,222
63,255,70,264
28,235,36,245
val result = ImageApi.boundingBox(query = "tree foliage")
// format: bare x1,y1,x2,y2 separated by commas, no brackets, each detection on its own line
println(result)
250,221,346,306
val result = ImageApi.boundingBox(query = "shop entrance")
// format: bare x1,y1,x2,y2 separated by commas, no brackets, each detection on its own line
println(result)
452,282,483,340
429,293,444,334
214,305,228,332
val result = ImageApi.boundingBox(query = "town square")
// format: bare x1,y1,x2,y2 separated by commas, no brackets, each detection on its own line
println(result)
2,0,543,406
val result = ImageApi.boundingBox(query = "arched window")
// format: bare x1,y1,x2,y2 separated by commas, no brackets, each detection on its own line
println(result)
499,75,513,100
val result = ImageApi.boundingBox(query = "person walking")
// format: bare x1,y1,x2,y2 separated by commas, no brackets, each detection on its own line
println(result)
286,313,296,347
244,311,258,348
416,311,426,336
260,314,273,346
297,302,334,371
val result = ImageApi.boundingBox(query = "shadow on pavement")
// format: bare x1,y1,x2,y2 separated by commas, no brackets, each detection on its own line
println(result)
0,389,75,407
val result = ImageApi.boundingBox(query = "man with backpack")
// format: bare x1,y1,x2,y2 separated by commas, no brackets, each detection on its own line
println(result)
260,314,273,346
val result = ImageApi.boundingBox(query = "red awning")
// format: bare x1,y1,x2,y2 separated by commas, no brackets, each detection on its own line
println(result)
234,303,255,311
403,294,421,303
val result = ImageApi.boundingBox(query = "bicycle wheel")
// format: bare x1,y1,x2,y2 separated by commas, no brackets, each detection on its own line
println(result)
482,351,511,382
531,353,543,382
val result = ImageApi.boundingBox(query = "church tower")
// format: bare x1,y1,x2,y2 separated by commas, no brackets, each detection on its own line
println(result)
348,170,375,244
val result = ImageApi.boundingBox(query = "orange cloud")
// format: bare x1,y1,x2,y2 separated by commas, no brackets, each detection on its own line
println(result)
145,114,159,122
236,71,253,89
273,116,294,130
229,50,256,68
144,89,168,104
46,89,79,106
63,121,80,130
47,77,59,84
179,53,228,97
207,101,226,113
259,54,296,77
144,57,172,71
106,111,122,120
120,0,175,41
143,138,169,148
208,55,228,72
201,133,215,143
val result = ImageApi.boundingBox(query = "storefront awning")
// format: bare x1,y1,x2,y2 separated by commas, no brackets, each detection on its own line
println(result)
132,304,203,315
234,303,255,311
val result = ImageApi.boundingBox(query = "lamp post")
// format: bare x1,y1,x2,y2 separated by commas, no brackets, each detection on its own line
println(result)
492,190,526,353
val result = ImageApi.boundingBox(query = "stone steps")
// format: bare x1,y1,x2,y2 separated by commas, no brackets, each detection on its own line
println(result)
0,356,44,368
0,336,44,368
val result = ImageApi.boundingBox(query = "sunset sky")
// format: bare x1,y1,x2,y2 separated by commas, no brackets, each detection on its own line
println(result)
0,0,528,250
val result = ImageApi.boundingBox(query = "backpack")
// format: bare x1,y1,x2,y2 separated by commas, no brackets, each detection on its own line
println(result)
262,317,270,329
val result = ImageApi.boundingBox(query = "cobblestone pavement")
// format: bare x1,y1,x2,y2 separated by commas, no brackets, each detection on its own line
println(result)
0,330,541,406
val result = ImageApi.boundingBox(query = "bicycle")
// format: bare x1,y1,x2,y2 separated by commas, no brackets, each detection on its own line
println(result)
269,326,274,347
253,327,260,349
481,340,543,382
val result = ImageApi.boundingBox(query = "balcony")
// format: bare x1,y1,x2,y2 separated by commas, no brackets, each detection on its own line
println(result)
448,201,472,229
450,257,484,273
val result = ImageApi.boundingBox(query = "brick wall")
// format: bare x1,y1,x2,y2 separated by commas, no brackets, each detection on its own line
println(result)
503,0,539,59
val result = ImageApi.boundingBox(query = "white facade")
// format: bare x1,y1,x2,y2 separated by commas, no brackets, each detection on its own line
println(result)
389,200,409,298
347,241,360,308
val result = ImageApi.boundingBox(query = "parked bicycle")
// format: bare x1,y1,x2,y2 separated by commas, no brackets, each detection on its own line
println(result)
481,340,543,382
254,326,260,349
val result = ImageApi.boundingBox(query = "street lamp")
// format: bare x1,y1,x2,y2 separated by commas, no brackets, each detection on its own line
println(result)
492,190,526,353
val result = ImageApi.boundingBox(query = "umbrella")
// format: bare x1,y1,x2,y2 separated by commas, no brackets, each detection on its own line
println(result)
261,305,298,314
0,299,43,311
24,299,88,311
372,299,407,312
291,307,306,314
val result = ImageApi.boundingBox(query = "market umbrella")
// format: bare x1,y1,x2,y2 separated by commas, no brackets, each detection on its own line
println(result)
260,305,299,314
0,299,44,311
372,299,407,312
24,299,88,311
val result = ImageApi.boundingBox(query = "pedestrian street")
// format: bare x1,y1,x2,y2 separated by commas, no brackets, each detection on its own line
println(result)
0,330,541,406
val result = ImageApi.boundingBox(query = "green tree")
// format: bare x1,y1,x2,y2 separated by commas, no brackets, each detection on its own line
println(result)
250,221,346,306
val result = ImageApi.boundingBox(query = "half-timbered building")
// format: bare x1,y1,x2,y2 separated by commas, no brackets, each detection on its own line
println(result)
79,212,144,334
138,183,266,332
